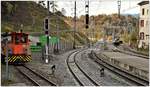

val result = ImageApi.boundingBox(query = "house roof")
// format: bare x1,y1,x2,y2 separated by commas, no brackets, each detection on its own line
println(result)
138,1,149,6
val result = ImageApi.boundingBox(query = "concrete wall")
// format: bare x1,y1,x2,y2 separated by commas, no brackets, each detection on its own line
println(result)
98,53,149,80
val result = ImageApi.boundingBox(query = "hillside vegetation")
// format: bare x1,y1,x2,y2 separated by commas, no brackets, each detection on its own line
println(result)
1,1,87,45
1,1,139,46
66,14,139,46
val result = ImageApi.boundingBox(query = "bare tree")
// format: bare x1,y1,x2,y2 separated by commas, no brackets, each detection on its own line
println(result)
38,1,46,8
61,8,66,16
50,1,58,13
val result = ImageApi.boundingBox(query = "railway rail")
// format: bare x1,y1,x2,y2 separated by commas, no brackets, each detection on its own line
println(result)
90,51,149,86
15,65,57,86
113,45,149,59
121,45,148,56
66,49,99,86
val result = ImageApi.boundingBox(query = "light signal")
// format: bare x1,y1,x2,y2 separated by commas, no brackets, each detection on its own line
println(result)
44,18,49,30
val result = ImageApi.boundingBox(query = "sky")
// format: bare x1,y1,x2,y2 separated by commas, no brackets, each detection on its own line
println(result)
44,0,145,17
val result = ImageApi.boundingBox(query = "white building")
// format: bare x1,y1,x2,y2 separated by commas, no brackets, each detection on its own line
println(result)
138,1,149,48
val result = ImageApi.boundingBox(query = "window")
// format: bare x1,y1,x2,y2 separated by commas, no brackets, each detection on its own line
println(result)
21,35,27,43
15,35,27,44
15,36,20,44
142,8,144,15
146,35,149,40
140,32,144,40
147,9,149,15
146,21,148,27
140,20,144,27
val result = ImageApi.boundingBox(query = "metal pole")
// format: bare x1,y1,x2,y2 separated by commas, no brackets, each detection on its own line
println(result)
5,39,9,80
91,17,95,47
118,0,121,39
45,1,50,63
54,1,59,53
85,0,89,48
92,20,94,46
73,1,76,49
56,16,59,53
112,27,115,41
118,0,121,18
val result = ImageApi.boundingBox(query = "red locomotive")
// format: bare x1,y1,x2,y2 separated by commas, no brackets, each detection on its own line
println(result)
1,31,31,64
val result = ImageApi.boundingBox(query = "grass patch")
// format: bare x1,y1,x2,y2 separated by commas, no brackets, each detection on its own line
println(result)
2,79,15,86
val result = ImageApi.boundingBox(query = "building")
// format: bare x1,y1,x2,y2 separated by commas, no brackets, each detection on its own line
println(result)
138,1,149,48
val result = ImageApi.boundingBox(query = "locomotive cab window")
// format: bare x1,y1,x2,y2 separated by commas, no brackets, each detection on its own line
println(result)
21,35,27,43
15,36,20,44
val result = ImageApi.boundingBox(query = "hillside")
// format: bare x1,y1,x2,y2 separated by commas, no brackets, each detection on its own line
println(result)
65,14,139,44
1,1,87,45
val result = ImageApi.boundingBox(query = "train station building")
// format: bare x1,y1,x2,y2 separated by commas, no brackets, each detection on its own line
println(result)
138,1,149,49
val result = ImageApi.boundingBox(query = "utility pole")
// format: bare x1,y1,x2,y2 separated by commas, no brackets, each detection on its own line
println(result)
118,0,121,18
52,1,59,53
85,0,89,47
56,15,59,53
112,0,121,42
92,18,95,46
90,16,95,46
73,1,76,49
112,27,115,41
118,0,121,39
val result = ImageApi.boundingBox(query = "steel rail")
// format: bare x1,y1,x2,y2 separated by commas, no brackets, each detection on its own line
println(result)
16,66,40,86
66,49,99,86
74,50,99,86
16,65,57,86
90,51,149,86
66,50,84,86
113,45,148,59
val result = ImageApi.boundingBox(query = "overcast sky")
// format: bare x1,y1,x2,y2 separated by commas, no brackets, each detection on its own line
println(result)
43,0,145,17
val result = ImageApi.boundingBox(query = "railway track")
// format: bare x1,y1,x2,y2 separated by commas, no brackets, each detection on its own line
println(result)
15,65,57,86
66,49,99,86
121,45,148,56
90,51,149,86
113,45,148,59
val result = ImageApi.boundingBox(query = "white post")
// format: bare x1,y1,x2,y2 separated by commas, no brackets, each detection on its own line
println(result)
45,44,49,63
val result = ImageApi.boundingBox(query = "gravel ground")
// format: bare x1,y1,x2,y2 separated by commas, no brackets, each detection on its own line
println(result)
1,49,77,86
26,50,77,86
2,45,137,86
1,64,34,86
76,49,135,86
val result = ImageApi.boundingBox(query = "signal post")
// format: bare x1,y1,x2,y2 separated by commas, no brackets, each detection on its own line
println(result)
85,0,90,48
44,18,49,63
43,1,50,63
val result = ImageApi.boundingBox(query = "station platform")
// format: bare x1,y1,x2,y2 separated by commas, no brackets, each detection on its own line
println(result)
95,51,149,80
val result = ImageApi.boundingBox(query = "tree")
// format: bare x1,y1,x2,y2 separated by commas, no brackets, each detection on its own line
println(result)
1,2,17,16
38,1,46,8
61,8,66,16
50,1,58,13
